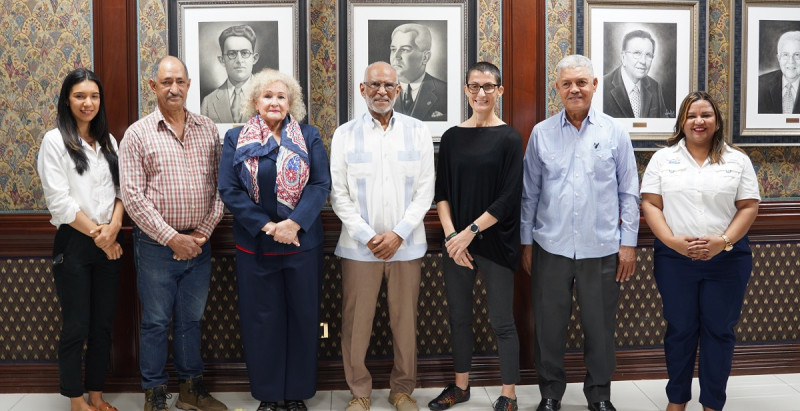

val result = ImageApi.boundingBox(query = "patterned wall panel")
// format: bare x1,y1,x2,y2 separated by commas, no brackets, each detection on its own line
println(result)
0,0,94,211
4,244,799,362
6,245,799,362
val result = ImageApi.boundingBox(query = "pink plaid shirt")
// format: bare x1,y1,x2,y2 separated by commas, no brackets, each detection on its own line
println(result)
120,107,224,245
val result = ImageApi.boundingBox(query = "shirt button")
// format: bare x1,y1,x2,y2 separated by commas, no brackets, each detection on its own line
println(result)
600,243,604,246
575,174,580,178
574,212,579,216
576,154,581,158
574,230,578,234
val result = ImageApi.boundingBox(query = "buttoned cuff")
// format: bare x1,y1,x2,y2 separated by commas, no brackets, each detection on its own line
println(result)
620,231,638,247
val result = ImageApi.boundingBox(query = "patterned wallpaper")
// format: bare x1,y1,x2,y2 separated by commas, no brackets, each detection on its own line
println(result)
0,0,93,211
2,0,800,212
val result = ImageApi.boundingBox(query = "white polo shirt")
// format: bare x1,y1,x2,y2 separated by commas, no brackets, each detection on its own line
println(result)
640,139,761,238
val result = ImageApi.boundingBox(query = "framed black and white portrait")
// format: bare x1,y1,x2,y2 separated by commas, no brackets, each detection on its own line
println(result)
576,0,706,143
339,0,476,140
168,0,307,142
741,0,800,138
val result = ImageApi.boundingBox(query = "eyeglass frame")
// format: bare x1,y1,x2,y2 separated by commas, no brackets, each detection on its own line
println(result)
465,83,500,94
778,52,800,61
623,50,655,61
363,81,398,91
223,49,255,61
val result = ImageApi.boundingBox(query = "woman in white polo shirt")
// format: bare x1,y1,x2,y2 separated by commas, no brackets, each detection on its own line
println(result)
640,91,760,411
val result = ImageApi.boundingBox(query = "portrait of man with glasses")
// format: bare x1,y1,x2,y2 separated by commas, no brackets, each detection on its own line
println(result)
200,23,275,124
758,30,800,114
603,28,672,119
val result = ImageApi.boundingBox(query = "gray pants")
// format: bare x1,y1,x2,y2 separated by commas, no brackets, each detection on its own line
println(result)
443,253,520,385
530,242,619,403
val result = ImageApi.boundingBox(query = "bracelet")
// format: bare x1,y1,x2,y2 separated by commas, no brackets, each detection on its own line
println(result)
445,232,458,242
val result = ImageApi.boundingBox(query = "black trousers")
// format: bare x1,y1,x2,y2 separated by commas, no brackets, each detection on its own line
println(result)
443,252,520,385
530,242,619,403
52,225,121,398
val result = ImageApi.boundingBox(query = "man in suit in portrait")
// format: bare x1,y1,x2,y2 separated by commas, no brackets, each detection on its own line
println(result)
390,23,448,121
201,24,260,124
758,30,800,114
603,29,670,118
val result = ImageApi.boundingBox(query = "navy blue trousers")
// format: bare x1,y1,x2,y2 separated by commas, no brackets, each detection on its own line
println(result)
236,246,323,402
653,237,752,410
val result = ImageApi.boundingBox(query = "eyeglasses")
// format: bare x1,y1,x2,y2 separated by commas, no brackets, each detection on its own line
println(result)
466,83,499,94
624,51,654,61
224,49,254,60
779,52,800,61
364,81,397,90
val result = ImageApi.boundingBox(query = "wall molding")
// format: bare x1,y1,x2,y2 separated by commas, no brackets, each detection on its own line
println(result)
3,201,800,258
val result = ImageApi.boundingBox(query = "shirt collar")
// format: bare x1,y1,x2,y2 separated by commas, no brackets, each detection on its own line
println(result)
361,111,396,130
620,67,639,93
782,75,800,96
559,106,598,128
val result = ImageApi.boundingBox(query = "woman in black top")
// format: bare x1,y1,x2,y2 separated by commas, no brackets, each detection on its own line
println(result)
429,62,524,411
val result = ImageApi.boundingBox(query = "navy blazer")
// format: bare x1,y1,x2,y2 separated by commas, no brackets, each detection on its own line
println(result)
218,121,331,253
758,69,800,114
603,66,670,118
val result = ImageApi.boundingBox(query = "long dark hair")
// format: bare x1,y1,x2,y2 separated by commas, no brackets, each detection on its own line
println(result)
56,68,119,186
665,91,741,164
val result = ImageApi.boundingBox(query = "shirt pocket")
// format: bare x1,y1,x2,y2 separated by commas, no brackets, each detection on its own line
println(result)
660,164,688,193
712,165,742,195
592,149,615,175
540,150,567,181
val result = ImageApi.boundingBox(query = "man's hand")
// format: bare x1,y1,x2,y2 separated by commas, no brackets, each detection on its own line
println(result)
616,245,636,282
521,245,533,276
367,232,403,261
168,233,205,261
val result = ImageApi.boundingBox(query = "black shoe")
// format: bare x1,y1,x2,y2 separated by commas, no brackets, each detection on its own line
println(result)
536,398,560,411
428,383,470,410
257,401,279,411
493,396,518,411
588,400,617,411
285,400,308,411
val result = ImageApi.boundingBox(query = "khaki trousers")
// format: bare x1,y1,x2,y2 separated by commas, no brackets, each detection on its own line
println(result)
340,258,421,398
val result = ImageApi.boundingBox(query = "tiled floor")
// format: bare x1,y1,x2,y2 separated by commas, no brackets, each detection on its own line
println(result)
1,373,798,411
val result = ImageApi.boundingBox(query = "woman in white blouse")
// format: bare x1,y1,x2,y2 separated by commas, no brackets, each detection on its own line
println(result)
640,91,760,411
37,68,124,411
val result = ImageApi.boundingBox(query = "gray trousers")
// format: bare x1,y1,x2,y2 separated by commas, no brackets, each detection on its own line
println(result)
443,253,520,385
530,242,620,403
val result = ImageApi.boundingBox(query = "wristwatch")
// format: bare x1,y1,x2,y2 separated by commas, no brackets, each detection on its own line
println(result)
721,234,733,251
469,222,481,235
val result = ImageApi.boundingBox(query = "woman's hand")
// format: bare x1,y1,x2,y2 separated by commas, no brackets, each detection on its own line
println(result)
667,235,708,259
91,221,121,249
445,230,475,269
102,242,123,260
272,219,301,246
690,236,726,261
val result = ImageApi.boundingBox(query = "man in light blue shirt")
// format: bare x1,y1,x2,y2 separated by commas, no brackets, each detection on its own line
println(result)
520,55,639,411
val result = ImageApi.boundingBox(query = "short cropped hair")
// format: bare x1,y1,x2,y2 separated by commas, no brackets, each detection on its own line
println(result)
218,25,257,52
555,54,594,79
391,23,432,51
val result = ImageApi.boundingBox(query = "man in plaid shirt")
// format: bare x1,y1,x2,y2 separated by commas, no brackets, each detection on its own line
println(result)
119,56,227,411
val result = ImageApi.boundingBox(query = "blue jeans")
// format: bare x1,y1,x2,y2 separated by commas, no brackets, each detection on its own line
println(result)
133,227,211,388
